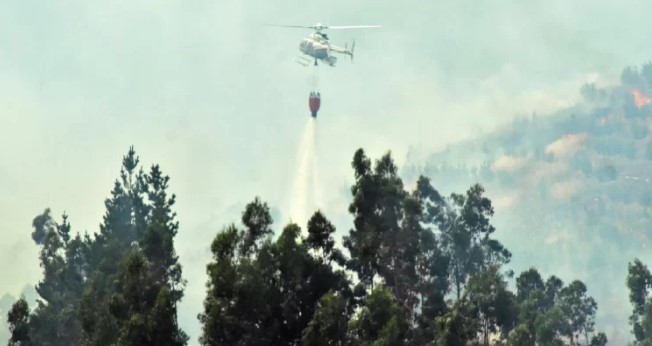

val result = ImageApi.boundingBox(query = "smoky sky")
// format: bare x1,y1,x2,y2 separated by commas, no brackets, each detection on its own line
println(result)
2,0,652,344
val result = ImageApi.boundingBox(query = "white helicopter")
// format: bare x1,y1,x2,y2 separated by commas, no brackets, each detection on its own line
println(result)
268,22,380,67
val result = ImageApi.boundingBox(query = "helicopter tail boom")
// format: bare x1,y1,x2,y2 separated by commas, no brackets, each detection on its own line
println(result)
331,40,355,62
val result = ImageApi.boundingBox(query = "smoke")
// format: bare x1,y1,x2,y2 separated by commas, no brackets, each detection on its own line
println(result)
544,133,588,159
491,155,530,173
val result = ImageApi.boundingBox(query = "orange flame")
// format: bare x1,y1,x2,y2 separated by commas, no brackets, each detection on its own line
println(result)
632,88,651,108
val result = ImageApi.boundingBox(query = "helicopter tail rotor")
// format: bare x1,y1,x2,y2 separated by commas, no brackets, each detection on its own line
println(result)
344,40,355,62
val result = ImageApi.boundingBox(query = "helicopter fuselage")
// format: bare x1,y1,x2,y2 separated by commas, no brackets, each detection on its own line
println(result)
299,37,329,59
298,33,349,66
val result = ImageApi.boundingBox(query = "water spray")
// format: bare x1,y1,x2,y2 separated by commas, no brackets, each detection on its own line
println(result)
289,118,317,227
311,118,323,210
288,62,322,229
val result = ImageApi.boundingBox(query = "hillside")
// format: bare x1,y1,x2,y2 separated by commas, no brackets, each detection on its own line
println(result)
402,62,652,343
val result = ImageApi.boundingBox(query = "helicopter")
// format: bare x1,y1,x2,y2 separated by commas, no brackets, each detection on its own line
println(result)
267,23,380,67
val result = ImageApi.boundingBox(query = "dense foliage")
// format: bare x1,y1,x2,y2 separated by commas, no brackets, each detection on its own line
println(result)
196,148,612,345
9,92,652,344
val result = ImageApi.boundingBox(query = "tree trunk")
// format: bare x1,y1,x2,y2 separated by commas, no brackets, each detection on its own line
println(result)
455,268,461,301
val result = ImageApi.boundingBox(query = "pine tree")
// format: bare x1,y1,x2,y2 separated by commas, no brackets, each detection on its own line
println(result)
109,158,187,345
79,147,187,345
80,147,150,346
109,249,188,346
15,209,85,346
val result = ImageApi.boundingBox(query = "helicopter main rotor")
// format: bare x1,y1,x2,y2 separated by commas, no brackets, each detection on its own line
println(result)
267,23,381,33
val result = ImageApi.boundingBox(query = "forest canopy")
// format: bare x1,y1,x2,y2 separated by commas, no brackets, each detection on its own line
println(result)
15,146,652,346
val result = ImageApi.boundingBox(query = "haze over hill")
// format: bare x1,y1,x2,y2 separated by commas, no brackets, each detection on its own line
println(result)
3,0,652,345
401,64,652,343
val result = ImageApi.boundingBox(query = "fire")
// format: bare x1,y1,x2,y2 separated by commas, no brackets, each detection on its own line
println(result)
632,88,651,108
